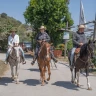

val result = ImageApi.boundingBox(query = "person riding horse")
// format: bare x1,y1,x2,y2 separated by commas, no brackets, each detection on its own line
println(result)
70,24,88,65
5,27,26,64
31,26,58,65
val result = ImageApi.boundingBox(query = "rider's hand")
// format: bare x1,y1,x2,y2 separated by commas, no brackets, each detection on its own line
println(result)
38,40,42,43
79,43,83,46
42,40,46,42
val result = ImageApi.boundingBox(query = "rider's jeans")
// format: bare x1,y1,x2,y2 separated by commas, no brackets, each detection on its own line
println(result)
19,47,25,58
5,46,25,61
6,47,12,61
70,48,76,65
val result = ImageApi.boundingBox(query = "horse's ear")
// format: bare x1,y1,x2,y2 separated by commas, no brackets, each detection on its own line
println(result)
93,40,96,43
88,39,91,44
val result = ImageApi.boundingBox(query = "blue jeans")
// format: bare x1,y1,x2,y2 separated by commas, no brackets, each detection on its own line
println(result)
70,48,76,65
6,46,25,60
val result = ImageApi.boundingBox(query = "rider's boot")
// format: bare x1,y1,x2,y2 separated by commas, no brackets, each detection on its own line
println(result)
22,59,26,64
51,52,58,63
22,56,26,64
52,56,58,63
31,55,37,65
4,57,8,64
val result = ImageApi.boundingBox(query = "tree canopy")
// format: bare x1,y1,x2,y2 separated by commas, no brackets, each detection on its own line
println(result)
24,0,74,46
0,13,30,50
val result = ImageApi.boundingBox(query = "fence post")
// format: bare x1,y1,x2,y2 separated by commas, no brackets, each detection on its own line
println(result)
93,14,96,41
64,22,68,59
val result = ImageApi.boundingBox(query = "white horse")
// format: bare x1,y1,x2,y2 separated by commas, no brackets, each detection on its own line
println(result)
7,46,21,84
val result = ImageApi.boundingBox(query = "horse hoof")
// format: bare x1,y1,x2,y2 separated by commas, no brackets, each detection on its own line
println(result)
41,83,45,86
11,77,15,81
16,82,20,84
44,80,48,84
47,78,50,81
77,84,80,87
87,87,92,90
71,81,74,84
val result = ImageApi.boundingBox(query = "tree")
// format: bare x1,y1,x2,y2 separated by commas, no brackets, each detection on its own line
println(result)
25,0,73,46
1,13,7,18
0,13,30,50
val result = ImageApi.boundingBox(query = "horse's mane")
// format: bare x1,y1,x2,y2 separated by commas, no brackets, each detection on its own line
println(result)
80,43,88,58
39,43,47,59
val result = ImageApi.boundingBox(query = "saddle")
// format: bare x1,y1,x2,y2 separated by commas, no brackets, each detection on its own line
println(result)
75,48,81,54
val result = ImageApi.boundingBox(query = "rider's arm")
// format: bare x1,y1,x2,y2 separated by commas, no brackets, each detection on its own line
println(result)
15,35,19,44
8,36,13,46
45,33,50,42
73,32,80,46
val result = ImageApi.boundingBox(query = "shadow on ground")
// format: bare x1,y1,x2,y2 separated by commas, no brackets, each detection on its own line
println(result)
27,68,40,72
0,77,12,86
52,81,79,91
25,54,33,59
20,79,40,86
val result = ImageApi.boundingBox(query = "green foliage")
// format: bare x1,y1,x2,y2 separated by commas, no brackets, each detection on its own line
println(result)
0,13,30,50
1,13,7,18
92,56,96,67
67,32,73,50
24,0,74,46
56,44,64,50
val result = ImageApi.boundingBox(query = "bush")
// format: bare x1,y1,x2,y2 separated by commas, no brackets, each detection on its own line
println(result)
55,44,64,51
92,56,96,67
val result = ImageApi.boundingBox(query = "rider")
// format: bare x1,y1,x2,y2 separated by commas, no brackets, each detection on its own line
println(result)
5,27,26,64
70,24,88,65
31,26,58,65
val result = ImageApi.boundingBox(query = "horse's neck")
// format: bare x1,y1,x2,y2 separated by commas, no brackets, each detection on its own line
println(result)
81,56,88,61
39,44,47,58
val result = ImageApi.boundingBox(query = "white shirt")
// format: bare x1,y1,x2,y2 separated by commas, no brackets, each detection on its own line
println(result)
8,34,19,46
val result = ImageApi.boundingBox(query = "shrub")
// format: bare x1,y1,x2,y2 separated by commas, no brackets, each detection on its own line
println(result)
92,56,96,67
55,44,64,51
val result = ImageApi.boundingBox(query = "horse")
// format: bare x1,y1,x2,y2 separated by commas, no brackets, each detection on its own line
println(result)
7,46,21,84
37,41,51,86
68,40,95,90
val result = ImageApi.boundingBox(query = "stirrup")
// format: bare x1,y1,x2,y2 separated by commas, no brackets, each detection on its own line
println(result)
23,61,26,64
53,58,58,63
31,61,35,65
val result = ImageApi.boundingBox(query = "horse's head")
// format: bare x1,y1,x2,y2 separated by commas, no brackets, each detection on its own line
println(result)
11,47,20,59
87,40,96,58
40,42,51,60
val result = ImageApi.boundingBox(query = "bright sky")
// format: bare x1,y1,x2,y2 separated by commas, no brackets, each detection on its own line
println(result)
0,0,95,25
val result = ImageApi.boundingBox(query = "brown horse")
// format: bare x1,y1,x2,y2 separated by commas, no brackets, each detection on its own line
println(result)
68,40,96,90
37,41,51,86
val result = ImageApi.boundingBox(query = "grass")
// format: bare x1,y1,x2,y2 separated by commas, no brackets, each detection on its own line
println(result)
0,60,8,77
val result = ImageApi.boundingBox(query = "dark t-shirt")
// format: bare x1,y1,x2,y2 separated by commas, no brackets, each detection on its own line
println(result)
73,31,88,48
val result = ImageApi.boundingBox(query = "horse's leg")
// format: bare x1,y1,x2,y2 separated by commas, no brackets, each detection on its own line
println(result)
10,66,14,81
76,70,80,87
39,67,42,82
71,67,74,83
15,64,19,84
47,63,51,81
86,68,92,90
41,68,45,86
44,66,47,73
74,67,77,84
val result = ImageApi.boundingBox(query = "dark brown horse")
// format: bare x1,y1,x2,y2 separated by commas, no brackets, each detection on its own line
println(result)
68,40,95,90
37,41,51,86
